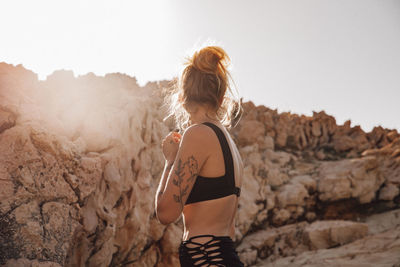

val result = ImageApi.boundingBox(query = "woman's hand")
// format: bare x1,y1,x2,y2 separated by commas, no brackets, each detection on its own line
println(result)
162,131,182,164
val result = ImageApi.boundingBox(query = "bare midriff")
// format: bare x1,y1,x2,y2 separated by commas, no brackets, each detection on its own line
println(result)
182,194,238,242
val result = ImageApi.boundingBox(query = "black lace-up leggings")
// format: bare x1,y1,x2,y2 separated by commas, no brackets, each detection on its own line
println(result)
179,234,244,267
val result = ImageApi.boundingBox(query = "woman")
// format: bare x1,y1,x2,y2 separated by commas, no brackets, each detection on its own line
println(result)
155,45,244,267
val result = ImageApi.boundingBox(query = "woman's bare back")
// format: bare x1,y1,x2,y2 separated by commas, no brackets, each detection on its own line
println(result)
182,122,243,242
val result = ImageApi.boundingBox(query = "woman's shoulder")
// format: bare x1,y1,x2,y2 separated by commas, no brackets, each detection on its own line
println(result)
183,123,215,136
180,123,216,146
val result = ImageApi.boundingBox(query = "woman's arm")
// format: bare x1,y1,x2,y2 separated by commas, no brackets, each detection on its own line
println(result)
155,131,180,219
155,160,173,211
155,124,211,225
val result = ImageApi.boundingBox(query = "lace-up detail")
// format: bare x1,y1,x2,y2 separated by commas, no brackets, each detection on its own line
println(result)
179,234,244,267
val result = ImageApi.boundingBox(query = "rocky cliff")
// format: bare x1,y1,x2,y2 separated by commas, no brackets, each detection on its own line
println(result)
0,62,399,266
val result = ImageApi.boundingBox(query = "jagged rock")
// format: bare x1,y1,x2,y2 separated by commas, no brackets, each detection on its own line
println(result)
1,63,400,266
237,229,278,266
274,117,289,148
367,126,393,148
0,107,16,134
317,156,384,203
159,223,182,266
379,183,400,201
236,165,262,235
238,250,258,267
291,175,316,193
264,149,293,167
261,135,275,150
272,209,291,225
314,149,326,160
304,220,368,249
365,209,400,235
241,101,258,121
254,225,400,267
237,222,309,266
305,212,316,222
239,218,378,266
3,258,62,267
160,223,182,255
277,182,308,208
266,168,286,187
238,120,265,146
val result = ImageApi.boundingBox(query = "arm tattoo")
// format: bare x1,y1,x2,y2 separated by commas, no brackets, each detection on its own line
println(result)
172,155,199,209
187,156,199,183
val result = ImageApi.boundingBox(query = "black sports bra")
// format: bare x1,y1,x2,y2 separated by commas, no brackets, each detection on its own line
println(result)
184,122,241,205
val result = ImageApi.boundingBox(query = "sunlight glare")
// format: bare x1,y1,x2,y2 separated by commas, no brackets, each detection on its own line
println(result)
0,0,173,85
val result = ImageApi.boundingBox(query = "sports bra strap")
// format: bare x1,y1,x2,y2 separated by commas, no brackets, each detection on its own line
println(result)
202,122,238,193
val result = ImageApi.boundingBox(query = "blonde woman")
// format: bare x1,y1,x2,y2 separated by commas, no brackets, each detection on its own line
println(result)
155,46,244,267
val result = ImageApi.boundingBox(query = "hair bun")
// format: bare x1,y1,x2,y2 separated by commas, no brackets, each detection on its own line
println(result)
190,46,230,75
165,45,241,130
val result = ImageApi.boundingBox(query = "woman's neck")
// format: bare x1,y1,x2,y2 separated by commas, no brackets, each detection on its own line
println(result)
188,105,220,125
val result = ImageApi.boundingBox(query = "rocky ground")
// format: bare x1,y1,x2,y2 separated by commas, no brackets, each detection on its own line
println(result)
0,62,399,266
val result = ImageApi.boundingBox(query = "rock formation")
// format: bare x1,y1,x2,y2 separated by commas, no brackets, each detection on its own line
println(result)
0,62,399,266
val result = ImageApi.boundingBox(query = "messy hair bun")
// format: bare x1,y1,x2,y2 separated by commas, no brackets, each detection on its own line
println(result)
192,46,229,75
164,45,242,131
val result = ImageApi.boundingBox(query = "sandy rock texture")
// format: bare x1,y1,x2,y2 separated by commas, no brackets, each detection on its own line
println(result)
1,63,400,266
253,209,400,267
0,63,170,266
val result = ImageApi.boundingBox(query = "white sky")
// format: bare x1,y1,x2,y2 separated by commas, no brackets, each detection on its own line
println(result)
0,0,399,132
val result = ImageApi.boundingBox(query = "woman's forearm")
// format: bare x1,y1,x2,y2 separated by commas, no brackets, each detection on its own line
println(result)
155,160,173,208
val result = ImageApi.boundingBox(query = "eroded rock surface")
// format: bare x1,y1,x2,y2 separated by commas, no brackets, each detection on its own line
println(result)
254,219,400,267
0,62,399,266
